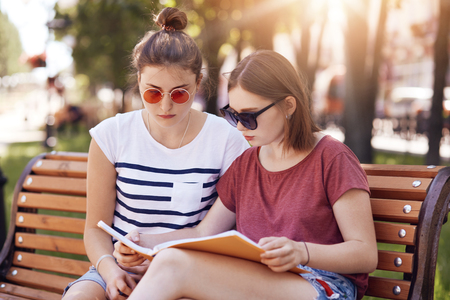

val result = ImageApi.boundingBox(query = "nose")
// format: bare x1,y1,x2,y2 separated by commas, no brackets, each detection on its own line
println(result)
160,92,173,112
236,121,247,132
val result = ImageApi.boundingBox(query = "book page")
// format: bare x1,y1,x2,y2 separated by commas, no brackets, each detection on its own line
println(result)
97,221,308,274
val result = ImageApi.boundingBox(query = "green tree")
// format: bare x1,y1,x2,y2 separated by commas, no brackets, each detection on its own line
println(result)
56,0,160,93
0,12,26,76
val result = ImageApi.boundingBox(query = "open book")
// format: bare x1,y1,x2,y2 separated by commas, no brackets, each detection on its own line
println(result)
98,221,307,274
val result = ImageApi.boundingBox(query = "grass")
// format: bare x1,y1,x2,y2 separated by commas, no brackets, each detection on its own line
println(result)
1,130,449,299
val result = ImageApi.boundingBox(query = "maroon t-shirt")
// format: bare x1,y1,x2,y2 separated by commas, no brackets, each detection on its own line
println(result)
216,135,371,300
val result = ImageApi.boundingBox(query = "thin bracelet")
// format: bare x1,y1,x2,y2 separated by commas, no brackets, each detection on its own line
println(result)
302,241,310,266
95,254,115,270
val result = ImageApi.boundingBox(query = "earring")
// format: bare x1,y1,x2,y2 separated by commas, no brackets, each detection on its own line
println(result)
286,115,292,120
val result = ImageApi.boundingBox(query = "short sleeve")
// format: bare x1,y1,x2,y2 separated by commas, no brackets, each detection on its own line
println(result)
220,125,250,176
324,152,370,206
89,116,119,164
216,157,240,213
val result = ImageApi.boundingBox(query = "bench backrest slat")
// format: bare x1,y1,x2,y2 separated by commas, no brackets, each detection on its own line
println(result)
15,213,85,234
13,252,90,277
374,222,416,245
23,175,86,196
5,267,72,294
0,282,62,300
15,233,86,255
367,277,411,300
371,199,421,223
31,160,87,178
377,250,413,273
362,164,444,178
17,192,86,213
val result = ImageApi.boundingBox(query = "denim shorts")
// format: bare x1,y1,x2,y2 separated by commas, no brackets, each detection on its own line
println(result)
297,265,357,300
62,266,106,296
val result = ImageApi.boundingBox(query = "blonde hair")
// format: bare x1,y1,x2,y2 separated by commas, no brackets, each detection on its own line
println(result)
227,50,320,152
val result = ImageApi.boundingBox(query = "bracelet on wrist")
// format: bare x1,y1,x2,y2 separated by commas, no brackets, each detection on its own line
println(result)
302,241,310,266
95,254,115,270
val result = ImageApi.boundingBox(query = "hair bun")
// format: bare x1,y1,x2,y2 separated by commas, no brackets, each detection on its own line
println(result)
155,7,188,31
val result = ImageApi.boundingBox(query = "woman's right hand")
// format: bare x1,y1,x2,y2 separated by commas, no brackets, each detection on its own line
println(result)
113,229,146,267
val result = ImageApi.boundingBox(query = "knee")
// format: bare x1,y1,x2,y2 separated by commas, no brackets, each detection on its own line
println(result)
150,248,190,272
146,248,196,283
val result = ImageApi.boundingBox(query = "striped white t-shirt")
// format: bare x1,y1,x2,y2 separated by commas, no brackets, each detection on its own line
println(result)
90,110,249,236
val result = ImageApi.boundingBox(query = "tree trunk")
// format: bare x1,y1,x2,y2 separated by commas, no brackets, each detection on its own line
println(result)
367,0,389,125
202,18,228,115
342,2,373,163
426,0,450,165
296,1,326,91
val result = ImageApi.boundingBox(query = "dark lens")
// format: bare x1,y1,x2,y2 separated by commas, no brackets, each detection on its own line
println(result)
238,113,257,130
171,89,190,104
221,110,238,127
144,89,162,104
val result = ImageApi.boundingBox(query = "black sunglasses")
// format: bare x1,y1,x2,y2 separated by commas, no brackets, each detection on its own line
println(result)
220,99,283,130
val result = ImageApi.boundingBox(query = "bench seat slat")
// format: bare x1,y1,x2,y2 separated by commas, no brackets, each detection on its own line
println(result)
31,160,87,178
377,250,413,273
15,233,86,255
5,267,72,294
22,175,86,196
15,213,85,234
0,282,61,300
17,193,86,213
368,176,431,200
374,222,416,245
13,252,90,277
362,164,443,178
371,198,421,223
366,276,410,300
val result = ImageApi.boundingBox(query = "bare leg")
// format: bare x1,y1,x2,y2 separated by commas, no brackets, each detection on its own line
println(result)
128,248,317,300
61,280,107,300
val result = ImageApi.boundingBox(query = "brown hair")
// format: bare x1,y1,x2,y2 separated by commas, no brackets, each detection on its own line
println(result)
227,50,321,152
130,7,202,89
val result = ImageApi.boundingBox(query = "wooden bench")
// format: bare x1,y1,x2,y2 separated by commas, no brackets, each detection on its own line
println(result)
0,152,449,300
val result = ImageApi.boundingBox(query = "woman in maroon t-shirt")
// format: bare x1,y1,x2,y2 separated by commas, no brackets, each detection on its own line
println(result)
114,50,378,300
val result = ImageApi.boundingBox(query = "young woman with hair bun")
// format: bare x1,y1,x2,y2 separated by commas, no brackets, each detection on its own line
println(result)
61,7,249,300
115,50,378,300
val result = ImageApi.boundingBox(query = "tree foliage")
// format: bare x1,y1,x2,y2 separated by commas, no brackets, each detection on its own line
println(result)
56,0,160,91
0,12,26,76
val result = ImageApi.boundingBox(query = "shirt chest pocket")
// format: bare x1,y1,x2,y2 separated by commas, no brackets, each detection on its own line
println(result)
171,182,203,213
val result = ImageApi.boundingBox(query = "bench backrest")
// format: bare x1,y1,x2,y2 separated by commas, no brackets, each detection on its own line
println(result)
0,152,449,300
0,152,89,300
361,164,450,300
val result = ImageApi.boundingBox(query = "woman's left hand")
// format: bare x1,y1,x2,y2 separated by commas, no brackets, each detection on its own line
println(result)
259,237,305,272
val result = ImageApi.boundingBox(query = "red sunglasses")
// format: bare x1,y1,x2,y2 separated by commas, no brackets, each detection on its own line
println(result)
141,87,195,104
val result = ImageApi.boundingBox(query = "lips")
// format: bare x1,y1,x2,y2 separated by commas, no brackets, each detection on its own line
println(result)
244,136,253,141
158,114,175,119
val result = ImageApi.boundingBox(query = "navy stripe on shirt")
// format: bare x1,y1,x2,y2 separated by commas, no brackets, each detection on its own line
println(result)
118,175,218,189
116,185,171,201
114,210,202,230
115,162,221,175
118,176,173,187
116,198,212,217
